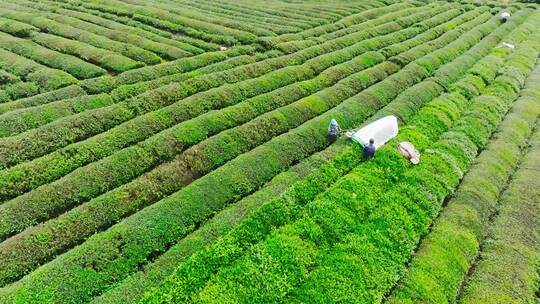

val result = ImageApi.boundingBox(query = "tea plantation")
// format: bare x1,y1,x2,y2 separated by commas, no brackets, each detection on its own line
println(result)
0,0,539,303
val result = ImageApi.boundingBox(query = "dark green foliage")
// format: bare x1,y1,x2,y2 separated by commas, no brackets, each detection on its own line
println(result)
0,70,19,87
0,16,37,38
0,6,162,65
30,32,144,73
0,31,106,79
0,48,78,91
0,94,114,137
0,85,86,115
1,82,39,101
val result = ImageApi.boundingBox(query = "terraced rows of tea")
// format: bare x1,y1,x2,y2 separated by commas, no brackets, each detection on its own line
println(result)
0,0,539,303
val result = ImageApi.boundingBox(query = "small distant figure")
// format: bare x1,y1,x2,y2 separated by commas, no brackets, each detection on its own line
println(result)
501,12,510,23
327,118,341,142
220,46,228,51
501,42,515,49
363,138,376,159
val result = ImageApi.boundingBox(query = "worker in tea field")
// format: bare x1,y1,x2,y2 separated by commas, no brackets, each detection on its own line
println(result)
363,138,376,159
328,118,341,141
501,12,510,23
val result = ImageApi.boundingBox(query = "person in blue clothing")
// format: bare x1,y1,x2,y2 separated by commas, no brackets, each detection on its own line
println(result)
363,138,376,159
327,118,341,142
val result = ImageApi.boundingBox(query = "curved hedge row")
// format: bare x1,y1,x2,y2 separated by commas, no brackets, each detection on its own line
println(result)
74,0,257,46
46,5,205,55
277,4,461,55
380,8,489,59
0,15,36,37
259,2,416,47
0,94,113,138
0,59,399,286
30,32,144,73
0,31,105,79
315,4,464,43
211,0,330,24
0,55,256,137
460,104,540,304
112,45,255,86
145,2,276,37
80,7,221,52
93,140,357,304
274,4,461,55
13,0,203,57
0,70,19,87
0,3,163,65
0,85,86,115
39,9,192,59
210,1,330,25
0,13,498,300
77,46,256,95
162,1,303,35
172,1,309,31
386,35,540,304
109,54,260,102
0,48,77,91
0,6,447,194
0,82,38,102
178,21,538,304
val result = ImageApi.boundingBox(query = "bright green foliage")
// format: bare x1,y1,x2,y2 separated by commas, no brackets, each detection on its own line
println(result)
173,23,538,304
0,6,446,174
93,140,353,304
0,7,506,300
458,61,540,304
459,131,540,304
0,2,539,304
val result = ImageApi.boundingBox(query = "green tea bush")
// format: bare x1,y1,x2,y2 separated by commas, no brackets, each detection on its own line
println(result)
387,31,540,304
0,16,36,38
0,94,114,137
0,32,106,79
0,7,162,65
0,16,497,299
260,2,416,47
30,32,144,73
0,85,86,115
0,10,436,171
